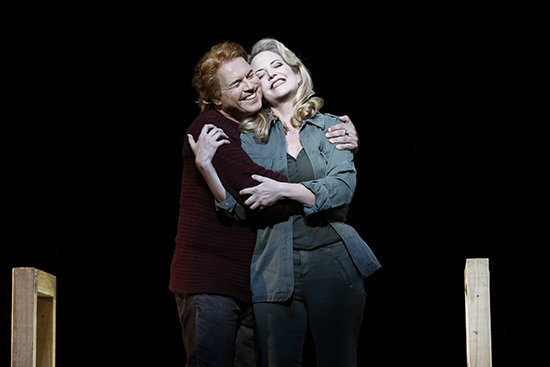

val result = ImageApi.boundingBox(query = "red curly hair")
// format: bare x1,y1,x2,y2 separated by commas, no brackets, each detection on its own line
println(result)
192,41,248,112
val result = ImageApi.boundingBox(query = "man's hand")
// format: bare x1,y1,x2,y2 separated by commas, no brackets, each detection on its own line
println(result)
239,175,315,210
325,115,360,153
239,175,283,211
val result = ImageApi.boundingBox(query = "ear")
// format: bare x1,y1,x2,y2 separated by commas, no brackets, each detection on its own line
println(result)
212,98,223,109
295,70,302,86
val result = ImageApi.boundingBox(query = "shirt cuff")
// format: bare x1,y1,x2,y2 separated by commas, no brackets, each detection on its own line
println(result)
215,192,246,221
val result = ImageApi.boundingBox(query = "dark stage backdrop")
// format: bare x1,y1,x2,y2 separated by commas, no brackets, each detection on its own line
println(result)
4,2,544,366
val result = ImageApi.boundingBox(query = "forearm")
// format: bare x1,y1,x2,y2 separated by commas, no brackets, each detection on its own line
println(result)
196,159,226,203
280,182,316,206
241,177,316,210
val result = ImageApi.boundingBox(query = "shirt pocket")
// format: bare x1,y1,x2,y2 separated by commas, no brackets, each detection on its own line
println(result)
313,150,328,178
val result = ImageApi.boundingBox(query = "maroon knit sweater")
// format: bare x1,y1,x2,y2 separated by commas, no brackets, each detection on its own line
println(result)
169,110,288,303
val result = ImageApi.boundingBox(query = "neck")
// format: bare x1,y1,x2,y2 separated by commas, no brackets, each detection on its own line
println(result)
218,109,243,125
270,101,295,129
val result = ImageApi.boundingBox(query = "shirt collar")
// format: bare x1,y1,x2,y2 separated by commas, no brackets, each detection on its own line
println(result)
269,113,325,130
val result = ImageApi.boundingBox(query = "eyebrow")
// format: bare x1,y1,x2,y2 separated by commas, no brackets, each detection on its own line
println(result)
255,59,282,74
228,69,254,88
228,79,241,88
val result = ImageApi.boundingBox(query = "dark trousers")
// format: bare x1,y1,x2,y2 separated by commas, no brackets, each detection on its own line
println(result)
175,293,258,367
253,242,366,367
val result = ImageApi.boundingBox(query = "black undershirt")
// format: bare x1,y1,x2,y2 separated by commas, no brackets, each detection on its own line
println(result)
286,149,341,250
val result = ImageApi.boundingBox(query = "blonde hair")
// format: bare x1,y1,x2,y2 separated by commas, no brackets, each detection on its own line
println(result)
192,41,248,113
240,38,324,142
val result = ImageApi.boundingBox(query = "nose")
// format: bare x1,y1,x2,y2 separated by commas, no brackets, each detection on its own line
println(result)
266,67,276,80
242,77,255,91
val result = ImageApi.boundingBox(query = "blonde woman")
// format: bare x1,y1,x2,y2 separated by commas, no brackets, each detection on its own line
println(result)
228,38,380,367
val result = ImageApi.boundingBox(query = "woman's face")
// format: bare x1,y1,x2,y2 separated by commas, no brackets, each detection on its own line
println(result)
250,51,301,106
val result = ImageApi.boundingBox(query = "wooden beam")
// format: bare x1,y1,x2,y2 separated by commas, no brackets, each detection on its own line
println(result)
464,259,492,367
11,267,56,367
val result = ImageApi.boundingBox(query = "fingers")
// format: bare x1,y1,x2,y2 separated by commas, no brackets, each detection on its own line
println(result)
213,131,230,146
334,142,357,151
327,122,347,131
217,139,230,146
338,115,351,123
187,134,196,150
199,124,216,137
245,195,265,211
330,138,358,151
239,187,252,196
193,125,230,148
245,197,258,210
211,134,230,147
241,189,259,209
326,123,353,138
326,130,357,143
328,135,355,144
205,125,229,143
250,174,267,182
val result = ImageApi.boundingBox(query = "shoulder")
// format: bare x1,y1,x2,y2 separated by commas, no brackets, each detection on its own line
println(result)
308,112,341,132
241,117,280,146
187,110,214,133
192,109,226,126
188,110,239,137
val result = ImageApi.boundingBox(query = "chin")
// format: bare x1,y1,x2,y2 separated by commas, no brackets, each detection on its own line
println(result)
244,100,262,114
268,87,295,102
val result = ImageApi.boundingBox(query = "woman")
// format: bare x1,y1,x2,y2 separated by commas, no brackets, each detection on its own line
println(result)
195,39,380,366
243,38,380,367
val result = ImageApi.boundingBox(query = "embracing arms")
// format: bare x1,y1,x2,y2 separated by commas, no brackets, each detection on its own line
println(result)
190,115,359,213
188,124,229,203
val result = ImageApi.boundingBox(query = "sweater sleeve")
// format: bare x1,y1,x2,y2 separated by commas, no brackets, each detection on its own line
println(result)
211,131,285,201
213,131,296,222
189,112,292,221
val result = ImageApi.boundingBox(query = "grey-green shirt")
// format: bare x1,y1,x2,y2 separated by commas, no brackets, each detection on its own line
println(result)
219,113,381,303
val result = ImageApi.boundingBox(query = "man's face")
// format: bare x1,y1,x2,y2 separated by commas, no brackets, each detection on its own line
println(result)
214,57,262,122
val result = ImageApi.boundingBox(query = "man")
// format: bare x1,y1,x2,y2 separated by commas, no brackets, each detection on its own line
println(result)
169,41,358,367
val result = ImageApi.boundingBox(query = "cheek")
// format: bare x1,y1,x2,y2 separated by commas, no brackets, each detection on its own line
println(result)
260,79,270,91
227,90,242,106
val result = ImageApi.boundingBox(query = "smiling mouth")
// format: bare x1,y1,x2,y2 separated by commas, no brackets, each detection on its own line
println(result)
271,79,285,90
241,91,257,102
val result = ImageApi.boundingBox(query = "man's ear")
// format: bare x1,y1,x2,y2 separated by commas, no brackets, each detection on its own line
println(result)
212,98,223,109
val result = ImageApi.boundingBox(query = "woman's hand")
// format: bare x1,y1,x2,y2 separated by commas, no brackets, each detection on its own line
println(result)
188,124,229,202
188,124,230,168
325,115,360,153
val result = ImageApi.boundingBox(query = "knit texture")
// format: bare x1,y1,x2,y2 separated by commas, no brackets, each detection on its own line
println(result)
170,110,288,303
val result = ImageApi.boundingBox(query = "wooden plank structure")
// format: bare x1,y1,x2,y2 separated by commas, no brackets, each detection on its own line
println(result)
464,259,492,367
11,267,57,367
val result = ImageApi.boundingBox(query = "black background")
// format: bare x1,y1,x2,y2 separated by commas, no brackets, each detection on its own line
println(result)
4,1,545,366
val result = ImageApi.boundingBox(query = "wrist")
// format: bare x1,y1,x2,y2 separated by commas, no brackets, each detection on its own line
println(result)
283,183,315,206
280,183,304,200
195,157,211,170
277,182,293,201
